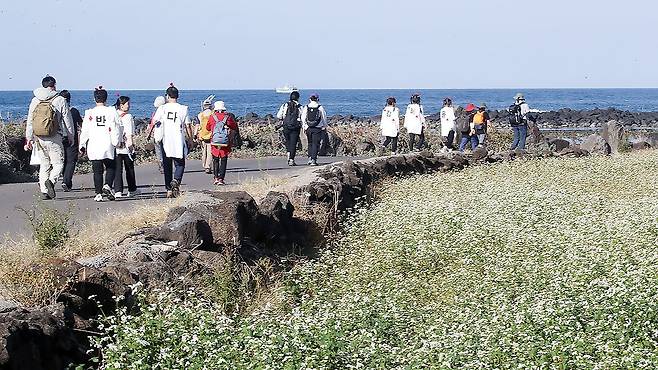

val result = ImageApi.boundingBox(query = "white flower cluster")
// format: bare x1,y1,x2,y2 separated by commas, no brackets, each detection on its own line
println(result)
93,151,658,369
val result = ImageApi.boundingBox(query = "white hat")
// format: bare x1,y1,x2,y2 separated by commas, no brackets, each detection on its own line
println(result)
153,96,166,108
202,94,215,108
213,101,226,111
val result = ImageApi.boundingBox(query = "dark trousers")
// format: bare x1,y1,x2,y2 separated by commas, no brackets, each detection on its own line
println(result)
444,130,455,149
62,139,78,188
115,153,137,193
91,159,116,194
382,136,398,152
409,132,424,150
511,125,528,150
161,144,185,190
213,156,228,179
306,127,322,160
283,127,301,160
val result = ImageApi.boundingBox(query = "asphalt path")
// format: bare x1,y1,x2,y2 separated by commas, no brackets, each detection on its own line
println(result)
0,156,357,238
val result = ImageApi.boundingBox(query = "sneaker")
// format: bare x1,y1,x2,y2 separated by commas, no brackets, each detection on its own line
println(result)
114,192,124,199
102,184,115,201
61,183,71,192
288,159,295,166
310,160,318,166
94,194,103,202
307,158,313,165
44,179,56,199
217,178,225,186
166,190,174,199
40,193,52,201
391,151,397,155
213,178,220,186
204,168,212,174
127,189,140,197
170,179,181,198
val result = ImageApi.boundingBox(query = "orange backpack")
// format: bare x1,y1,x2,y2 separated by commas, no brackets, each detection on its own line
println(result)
473,111,485,125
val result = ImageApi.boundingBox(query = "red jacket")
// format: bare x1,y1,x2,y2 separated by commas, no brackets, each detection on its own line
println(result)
206,112,238,158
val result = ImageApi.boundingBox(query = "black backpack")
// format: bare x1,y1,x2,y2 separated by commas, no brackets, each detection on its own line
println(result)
457,114,472,133
508,104,523,126
306,105,322,127
283,102,301,129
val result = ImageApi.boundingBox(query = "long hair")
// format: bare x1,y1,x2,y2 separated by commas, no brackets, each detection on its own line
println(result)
114,96,130,110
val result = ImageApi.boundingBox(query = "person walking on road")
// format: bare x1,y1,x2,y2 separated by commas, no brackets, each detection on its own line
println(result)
509,93,530,151
195,95,215,174
440,98,456,151
146,96,166,173
113,96,138,198
25,75,75,200
206,101,238,185
458,103,478,152
380,97,400,155
404,94,426,152
58,90,83,192
277,91,303,166
152,84,193,198
79,87,122,202
302,93,327,166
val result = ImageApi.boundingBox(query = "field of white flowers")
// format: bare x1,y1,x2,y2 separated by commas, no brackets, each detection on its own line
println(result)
94,151,658,369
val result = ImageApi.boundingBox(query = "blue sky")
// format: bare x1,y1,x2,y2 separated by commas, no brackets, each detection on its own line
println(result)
1,0,656,90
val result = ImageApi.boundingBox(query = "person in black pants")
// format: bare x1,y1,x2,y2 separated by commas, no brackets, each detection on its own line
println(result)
91,158,116,196
113,96,138,197
59,90,82,191
276,91,303,166
302,93,327,166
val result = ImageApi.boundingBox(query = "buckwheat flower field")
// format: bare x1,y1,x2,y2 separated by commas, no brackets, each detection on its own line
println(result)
95,151,658,369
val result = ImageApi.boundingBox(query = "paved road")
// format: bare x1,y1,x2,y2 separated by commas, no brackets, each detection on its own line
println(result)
0,156,357,238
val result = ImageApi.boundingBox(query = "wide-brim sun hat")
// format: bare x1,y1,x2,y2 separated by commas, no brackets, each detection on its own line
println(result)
514,93,525,100
153,96,166,108
214,101,226,111
310,93,319,99
465,103,477,112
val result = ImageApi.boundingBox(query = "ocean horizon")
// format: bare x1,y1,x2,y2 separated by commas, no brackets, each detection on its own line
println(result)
2,88,658,121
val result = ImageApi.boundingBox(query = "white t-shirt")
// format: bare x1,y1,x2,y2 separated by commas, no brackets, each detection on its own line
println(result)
79,105,121,161
440,106,456,137
380,106,400,137
116,111,134,155
404,104,425,135
153,102,191,159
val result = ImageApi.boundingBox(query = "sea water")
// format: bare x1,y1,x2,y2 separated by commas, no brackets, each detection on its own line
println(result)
1,88,658,121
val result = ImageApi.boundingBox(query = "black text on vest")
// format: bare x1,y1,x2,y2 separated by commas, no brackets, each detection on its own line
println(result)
96,116,107,126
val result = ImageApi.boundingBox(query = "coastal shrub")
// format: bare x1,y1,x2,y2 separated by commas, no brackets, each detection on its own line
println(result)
94,151,658,369
20,202,71,253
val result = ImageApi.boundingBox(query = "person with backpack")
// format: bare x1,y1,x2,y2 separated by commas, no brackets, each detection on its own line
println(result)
458,103,478,152
301,93,327,166
146,96,166,174
206,101,238,185
152,84,193,198
440,97,456,151
509,93,530,150
380,97,400,155
472,103,489,147
58,90,83,192
79,87,122,202
25,75,75,200
113,96,138,198
195,95,215,174
276,91,303,166
404,94,425,151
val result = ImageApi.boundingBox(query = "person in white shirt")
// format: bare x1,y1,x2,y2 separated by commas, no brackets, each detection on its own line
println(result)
25,75,75,200
380,97,400,155
78,87,122,202
404,94,426,151
151,84,192,198
301,93,327,166
113,96,138,198
510,93,531,150
276,91,303,166
440,98,456,150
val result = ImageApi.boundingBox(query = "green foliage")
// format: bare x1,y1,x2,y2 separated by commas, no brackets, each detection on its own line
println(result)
93,151,658,369
20,202,71,252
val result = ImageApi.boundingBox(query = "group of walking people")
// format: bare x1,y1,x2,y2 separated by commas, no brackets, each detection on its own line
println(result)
25,76,139,201
25,74,532,202
378,93,531,154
